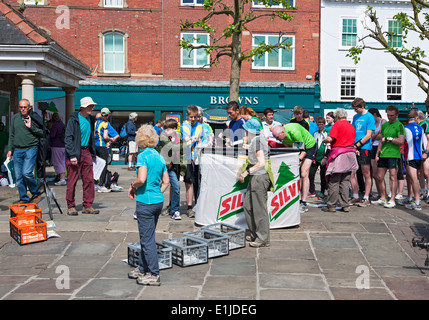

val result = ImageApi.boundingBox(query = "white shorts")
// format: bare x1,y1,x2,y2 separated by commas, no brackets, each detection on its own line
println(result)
128,141,139,154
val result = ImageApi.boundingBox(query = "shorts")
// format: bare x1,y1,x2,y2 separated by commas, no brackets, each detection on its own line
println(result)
370,145,379,160
377,157,399,169
357,149,371,165
405,159,422,170
184,162,199,184
128,141,139,154
304,144,317,161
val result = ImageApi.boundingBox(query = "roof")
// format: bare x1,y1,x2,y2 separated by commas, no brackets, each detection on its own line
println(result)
0,0,90,72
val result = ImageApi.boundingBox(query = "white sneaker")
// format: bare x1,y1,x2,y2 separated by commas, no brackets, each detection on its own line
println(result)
371,198,387,206
384,200,396,208
171,211,182,220
97,186,111,193
395,194,404,200
54,180,67,186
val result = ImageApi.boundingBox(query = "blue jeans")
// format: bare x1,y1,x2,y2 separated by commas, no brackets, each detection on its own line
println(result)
167,169,180,213
136,201,163,276
13,147,40,202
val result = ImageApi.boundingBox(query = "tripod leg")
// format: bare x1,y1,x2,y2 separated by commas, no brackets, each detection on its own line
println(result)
44,181,54,220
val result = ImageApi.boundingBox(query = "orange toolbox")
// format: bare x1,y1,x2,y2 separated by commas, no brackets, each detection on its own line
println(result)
9,214,47,245
9,203,42,218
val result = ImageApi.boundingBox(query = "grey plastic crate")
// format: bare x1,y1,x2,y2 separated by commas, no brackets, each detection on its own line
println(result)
185,229,229,258
202,223,245,250
127,242,172,270
162,236,208,267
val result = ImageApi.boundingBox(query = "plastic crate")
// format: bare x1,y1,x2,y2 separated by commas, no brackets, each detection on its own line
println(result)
202,223,245,250
9,214,47,245
162,237,208,267
10,203,42,218
127,242,172,270
185,229,229,258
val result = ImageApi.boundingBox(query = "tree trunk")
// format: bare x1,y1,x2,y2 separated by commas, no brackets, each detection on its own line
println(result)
229,0,243,103
229,32,242,103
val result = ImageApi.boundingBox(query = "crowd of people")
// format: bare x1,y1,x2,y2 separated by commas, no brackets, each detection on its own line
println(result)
7,96,429,286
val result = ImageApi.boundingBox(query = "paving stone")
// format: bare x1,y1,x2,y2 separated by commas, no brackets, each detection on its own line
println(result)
260,273,326,290
75,278,142,298
210,257,256,276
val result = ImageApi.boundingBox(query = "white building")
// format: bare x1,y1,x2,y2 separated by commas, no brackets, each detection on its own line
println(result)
320,0,429,114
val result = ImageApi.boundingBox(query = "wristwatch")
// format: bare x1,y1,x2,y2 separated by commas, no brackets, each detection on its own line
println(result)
387,137,393,142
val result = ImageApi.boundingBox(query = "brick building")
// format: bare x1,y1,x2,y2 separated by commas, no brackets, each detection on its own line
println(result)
5,0,320,128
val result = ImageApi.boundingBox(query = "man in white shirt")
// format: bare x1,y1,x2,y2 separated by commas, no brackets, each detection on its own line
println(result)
262,108,282,147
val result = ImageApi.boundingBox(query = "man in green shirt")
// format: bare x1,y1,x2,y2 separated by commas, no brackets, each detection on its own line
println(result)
7,99,44,204
372,105,405,208
272,123,316,213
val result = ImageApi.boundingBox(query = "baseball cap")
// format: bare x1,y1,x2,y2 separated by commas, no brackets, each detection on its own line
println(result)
101,107,111,116
243,118,261,134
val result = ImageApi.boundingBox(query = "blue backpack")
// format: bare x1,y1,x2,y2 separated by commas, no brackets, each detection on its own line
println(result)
120,124,127,139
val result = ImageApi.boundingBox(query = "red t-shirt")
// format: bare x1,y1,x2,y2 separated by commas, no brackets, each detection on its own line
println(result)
329,120,355,148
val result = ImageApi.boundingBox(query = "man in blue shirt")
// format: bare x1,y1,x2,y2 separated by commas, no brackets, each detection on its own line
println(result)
226,101,246,145
94,108,119,192
402,110,428,211
351,98,376,207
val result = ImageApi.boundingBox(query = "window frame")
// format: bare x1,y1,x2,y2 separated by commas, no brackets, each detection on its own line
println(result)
340,17,358,49
251,34,295,70
181,0,205,6
252,0,294,8
387,19,403,49
180,32,210,68
103,0,124,8
98,29,130,76
386,68,403,101
339,68,357,101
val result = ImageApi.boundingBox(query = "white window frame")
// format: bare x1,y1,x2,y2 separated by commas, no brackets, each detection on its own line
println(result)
103,32,125,74
180,32,210,68
103,0,123,7
339,68,357,101
252,0,294,8
252,34,295,70
24,0,44,5
181,0,205,6
386,68,404,101
340,17,358,49
387,19,403,49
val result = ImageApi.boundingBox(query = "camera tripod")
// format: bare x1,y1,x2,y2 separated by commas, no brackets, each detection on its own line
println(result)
28,105,63,220
412,237,429,266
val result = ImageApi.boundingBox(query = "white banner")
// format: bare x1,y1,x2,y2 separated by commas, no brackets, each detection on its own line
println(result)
195,151,301,229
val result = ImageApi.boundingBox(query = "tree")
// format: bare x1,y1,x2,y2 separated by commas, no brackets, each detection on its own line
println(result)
179,0,296,102
347,1,429,112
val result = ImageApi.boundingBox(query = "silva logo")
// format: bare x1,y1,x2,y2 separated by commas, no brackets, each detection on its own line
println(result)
217,162,299,222
217,177,248,221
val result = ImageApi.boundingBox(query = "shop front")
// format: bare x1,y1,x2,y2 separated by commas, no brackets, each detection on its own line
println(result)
34,79,320,163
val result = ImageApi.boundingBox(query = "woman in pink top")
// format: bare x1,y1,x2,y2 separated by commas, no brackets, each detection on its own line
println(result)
322,108,358,212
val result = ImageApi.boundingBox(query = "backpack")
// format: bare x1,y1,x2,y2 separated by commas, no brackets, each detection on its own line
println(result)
120,124,127,139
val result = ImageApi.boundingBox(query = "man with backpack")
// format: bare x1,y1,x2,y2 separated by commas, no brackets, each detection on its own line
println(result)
126,112,138,171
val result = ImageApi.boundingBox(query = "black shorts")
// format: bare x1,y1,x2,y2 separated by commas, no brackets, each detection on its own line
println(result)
370,145,379,160
184,162,199,184
377,157,399,169
405,159,422,170
357,149,371,165
304,144,317,161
